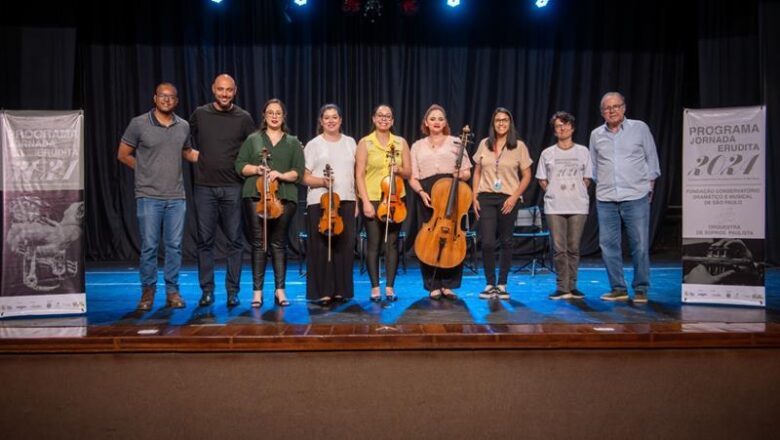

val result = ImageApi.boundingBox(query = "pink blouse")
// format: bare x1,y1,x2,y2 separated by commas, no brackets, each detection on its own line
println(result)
410,135,472,180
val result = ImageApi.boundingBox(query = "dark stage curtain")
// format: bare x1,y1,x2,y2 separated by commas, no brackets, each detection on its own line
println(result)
1,0,776,263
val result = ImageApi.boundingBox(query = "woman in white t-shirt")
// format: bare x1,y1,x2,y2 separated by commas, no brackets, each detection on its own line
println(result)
536,111,593,300
302,104,358,306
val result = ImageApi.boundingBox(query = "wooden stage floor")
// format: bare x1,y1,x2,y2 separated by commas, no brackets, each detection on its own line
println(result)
2,259,779,352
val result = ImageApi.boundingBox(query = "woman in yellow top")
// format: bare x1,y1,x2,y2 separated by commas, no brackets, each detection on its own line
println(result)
355,104,411,302
471,107,532,300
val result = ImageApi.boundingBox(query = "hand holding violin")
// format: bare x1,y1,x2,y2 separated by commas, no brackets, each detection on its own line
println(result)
320,175,334,188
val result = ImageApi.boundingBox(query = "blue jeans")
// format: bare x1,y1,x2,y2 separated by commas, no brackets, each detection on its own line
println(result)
597,196,650,293
137,197,186,293
193,185,244,295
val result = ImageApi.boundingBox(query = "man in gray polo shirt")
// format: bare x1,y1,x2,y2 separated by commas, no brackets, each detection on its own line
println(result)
118,82,199,311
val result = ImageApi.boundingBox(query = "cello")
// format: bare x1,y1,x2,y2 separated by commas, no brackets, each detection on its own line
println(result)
376,141,407,243
255,147,284,251
413,126,473,269
317,164,344,261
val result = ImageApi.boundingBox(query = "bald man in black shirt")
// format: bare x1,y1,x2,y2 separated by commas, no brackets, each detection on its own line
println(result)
189,74,256,307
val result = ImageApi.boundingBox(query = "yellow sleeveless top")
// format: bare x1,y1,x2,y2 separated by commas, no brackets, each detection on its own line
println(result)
363,131,406,201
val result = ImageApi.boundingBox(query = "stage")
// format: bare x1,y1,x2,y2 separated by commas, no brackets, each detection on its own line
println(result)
2,258,778,353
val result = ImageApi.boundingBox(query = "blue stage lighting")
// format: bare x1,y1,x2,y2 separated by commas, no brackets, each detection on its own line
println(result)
535,0,549,7
210,0,223,4
294,0,307,6
447,0,461,8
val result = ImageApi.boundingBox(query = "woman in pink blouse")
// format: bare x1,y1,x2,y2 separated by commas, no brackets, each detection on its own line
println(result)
408,104,472,300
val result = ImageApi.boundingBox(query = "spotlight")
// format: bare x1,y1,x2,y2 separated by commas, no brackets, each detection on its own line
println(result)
447,0,460,8
363,0,382,21
535,0,549,7
294,0,307,6
210,0,223,4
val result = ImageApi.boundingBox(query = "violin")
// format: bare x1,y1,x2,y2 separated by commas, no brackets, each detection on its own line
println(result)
377,142,407,225
413,126,473,268
318,164,344,237
255,148,284,220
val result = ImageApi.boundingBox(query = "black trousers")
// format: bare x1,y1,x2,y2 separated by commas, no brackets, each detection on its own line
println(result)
242,198,296,290
306,201,356,300
362,200,403,288
477,192,519,286
418,174,464,291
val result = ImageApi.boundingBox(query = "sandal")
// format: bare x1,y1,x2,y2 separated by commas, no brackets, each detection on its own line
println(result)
370,287,382,302
441,289,458,300
251,291,263,308
274,290,290,307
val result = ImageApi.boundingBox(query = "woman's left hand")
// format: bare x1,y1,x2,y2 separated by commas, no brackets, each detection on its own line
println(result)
501,195,520,214
267,170,282,182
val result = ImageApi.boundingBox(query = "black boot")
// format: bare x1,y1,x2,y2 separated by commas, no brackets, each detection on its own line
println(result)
227,291,240,307
198,291,215,306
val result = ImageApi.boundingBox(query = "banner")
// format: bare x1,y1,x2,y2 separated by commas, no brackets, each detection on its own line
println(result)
681,106,765,306
0,110,85,317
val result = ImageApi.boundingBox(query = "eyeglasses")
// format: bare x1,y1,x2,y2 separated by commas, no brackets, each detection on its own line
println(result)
265,111,283,117
554,123,572,130
156,94,178,101
375,113,393,120
601,103,624,113
494,118,510,124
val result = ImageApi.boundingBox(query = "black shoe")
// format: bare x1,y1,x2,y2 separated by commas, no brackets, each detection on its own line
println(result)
274,295,290,307
495,285,509,300
548,290,572,300
227,292,240,307
479,285,497,299
333,295,346,303
386,293,398,302
316,297,332,306
569,289,585,299
199,291,215,306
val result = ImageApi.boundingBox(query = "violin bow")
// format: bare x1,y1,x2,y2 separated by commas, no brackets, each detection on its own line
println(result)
326,164,333,262
261,147,270,253
384,142,397,244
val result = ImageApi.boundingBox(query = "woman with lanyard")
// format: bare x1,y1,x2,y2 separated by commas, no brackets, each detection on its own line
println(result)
235,98,304,308
356,104,411,302
471,107,532,300
302,104,358,306
408,104,472,300
536,111,592,300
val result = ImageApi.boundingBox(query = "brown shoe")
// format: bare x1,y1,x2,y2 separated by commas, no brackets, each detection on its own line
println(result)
166,291,186,308
137,286,156,311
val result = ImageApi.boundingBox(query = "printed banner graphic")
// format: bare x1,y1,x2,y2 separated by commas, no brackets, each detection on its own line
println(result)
1,111,85,317
681,106,765,306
